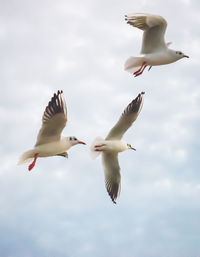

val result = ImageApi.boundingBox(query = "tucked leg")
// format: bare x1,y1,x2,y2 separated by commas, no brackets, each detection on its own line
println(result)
94,144,106,152
133,62,146,76
134,63,147,77
57,152,68,158
28,154,38,171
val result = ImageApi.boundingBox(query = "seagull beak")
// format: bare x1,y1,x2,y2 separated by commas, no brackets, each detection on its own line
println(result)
131,147,136,151
78,141,86,145
183,55,189,58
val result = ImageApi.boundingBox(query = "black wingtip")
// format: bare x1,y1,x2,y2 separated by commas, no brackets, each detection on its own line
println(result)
141,91,145,95
57,90,63,95
110,196,117,204
113,200,117,204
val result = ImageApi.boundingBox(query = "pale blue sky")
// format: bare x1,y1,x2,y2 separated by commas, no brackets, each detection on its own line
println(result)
0,0,200,256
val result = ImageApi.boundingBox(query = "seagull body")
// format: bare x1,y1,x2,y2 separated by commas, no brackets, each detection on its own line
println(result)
29,139,72,157
93,139,129,153
90,92,144,204
18,90,86,171
124,13,189,77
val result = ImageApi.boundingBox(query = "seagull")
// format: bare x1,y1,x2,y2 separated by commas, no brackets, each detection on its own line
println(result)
124,13,189,77
18,90,86,171
90,92,144,204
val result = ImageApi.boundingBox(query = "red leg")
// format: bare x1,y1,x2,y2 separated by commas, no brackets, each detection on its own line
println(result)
133,62,146,76
134,64,147,77
94,144,106,151
95,144,106,147
28,154,38,171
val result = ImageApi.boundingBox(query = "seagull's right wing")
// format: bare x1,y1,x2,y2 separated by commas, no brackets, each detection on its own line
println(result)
106,92,144,140
102,152,121,204
35,90,67,146
125,13,167,54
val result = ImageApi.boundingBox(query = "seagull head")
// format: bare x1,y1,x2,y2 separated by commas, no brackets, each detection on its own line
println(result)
174,51,189,59
127,143,136,151
68,136,86,146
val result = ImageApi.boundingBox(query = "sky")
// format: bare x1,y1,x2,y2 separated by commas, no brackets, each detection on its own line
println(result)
0,0,200,256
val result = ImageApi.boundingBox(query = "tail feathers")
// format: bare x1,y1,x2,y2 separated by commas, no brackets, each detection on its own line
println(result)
90,137,104,160
124,56,144,73
17,149,36,165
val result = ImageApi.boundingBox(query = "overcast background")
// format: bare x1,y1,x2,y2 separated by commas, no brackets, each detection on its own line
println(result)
0,0,200,256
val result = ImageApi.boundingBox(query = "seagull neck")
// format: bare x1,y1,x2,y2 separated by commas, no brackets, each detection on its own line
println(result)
61,137,73,148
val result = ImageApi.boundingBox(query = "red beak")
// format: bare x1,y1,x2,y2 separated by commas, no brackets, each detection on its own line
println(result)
78,141,86,145
184,55,189,58
131,147,136,151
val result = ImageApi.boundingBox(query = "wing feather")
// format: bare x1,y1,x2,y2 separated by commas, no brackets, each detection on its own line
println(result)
125,13,167,54
35,90,67,146
102,152,121,204
106,92,144,140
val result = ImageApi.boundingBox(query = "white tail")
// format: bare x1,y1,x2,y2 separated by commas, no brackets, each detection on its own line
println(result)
90,137,104,160
17,149,36,165
124,56,144,73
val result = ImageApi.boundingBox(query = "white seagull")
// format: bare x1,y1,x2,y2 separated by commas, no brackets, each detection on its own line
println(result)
18,90,86,171
90,92,144,204
124,13,189,77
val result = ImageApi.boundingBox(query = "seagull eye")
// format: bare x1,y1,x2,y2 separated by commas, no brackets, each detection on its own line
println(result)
74,137,77,141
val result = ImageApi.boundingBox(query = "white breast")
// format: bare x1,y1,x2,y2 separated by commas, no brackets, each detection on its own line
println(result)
145,50,178,66
34,139,70,157
105,140,127,153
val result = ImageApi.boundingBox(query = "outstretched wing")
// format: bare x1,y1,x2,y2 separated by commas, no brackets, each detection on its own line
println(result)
106,92,144,140
35,90,67,146
125,13,167,54
102,152,121,204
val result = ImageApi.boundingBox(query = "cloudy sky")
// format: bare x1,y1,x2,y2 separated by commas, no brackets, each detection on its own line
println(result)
1,0,200,256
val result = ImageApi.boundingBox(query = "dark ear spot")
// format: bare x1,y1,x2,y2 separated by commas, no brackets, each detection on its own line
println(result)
69,137,72,140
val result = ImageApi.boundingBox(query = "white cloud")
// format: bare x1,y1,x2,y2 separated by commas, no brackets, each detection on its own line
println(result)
0,0,200,256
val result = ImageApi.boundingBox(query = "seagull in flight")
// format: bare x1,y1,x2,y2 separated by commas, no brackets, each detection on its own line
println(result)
124,13,189,77
90,92,144,204
18,90,86,171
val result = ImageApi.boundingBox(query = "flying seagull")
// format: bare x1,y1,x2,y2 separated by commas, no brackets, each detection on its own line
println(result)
124,13,189,77
18,90,86,171
90,92,144,204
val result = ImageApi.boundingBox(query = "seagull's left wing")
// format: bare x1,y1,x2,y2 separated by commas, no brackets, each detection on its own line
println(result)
35,90,67,146
102,152,121,204
125,13,167,54
106,92,144,140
